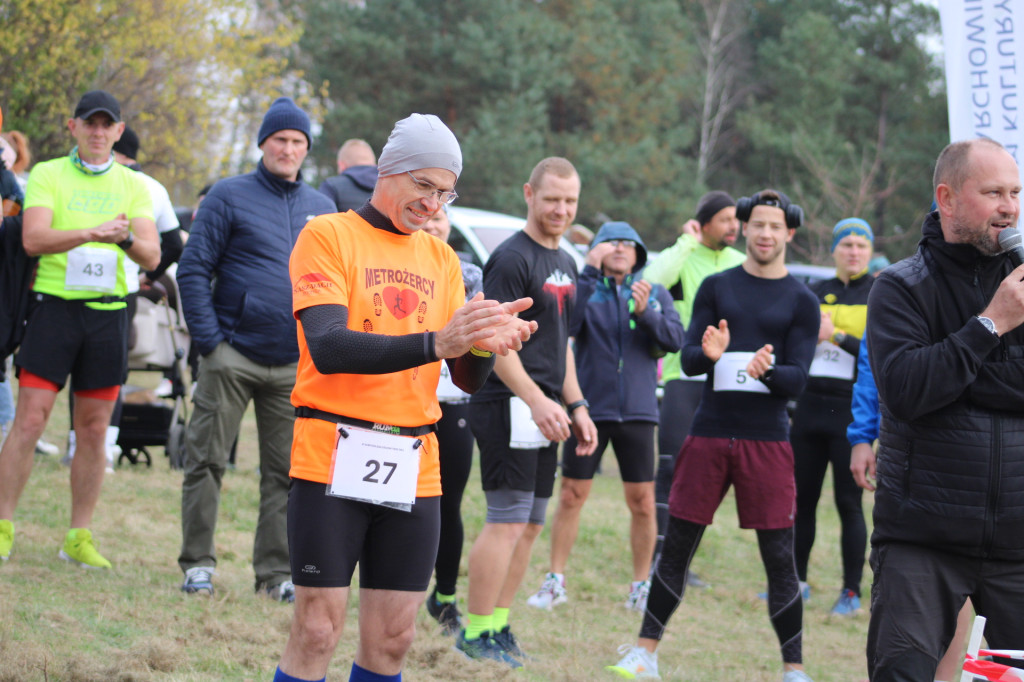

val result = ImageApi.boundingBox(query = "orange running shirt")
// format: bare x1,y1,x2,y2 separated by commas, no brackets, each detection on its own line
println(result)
288,210,464,496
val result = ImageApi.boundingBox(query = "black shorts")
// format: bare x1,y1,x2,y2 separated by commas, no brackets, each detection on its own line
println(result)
470,399,558,498
562,421,655,483
287,478,441,590
16,296,127,390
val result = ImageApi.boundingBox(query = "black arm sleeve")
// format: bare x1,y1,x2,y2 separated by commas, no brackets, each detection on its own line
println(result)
146,228,184,281
447,352,496,394
298,304,437,374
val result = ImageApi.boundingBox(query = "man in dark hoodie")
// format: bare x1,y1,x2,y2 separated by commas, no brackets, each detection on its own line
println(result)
866,138,1024,680
526,221,684,614
318,138,377,212
176,97,335,601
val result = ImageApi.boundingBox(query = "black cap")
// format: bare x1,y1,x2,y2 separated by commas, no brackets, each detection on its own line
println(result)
113,126,140,160
74,90,121,122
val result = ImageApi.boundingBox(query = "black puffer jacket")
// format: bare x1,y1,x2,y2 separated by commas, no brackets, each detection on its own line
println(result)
868,211,1024,560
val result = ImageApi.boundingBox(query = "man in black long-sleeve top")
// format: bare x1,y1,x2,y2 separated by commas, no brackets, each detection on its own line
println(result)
866,138,1024,681
607,189,820,682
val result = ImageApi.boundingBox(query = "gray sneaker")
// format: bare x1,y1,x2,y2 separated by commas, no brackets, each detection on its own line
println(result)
783,669,813,682
263,579,296,603
181,566,214,595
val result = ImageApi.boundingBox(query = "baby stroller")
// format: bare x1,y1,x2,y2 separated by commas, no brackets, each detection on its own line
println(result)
118,273,191,469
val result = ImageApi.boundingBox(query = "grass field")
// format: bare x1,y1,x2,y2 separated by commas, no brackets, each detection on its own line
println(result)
0,375,876,681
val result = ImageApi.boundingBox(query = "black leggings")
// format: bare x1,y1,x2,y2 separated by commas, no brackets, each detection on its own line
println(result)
433,401,474,595
790,393,866,595
642,516,804,665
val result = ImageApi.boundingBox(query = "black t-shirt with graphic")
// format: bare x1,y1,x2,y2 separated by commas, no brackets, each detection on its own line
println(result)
473,230,578,401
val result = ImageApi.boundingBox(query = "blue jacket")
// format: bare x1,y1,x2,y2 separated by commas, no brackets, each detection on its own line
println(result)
846,338,879,446
572,222,685,423
178,161,335,366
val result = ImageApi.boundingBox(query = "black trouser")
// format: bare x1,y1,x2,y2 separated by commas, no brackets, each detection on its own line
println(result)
433,401,474,595
868,542,1024,680
790,392,866,595
654,379,703,559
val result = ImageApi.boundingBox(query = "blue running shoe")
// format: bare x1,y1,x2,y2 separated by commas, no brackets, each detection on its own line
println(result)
830,588,862,617
454,630,522,669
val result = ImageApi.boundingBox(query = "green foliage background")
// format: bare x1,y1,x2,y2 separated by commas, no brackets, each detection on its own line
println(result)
298,0,946,260
0,0,948,263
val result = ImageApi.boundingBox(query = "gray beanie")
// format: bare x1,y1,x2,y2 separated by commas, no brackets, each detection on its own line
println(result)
377,114,462,179
258,97,312,148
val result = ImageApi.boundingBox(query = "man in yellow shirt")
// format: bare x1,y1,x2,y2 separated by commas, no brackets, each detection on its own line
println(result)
0,90,158,568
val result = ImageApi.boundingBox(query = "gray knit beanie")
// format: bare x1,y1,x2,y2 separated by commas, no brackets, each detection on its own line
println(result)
377,114,462,179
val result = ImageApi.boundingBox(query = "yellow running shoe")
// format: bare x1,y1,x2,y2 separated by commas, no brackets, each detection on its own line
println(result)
0,519,12,562
59,528,112,569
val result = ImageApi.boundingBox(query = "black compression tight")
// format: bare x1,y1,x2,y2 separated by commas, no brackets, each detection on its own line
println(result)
640,517,803,665
758,526,804,665
433,402,474,595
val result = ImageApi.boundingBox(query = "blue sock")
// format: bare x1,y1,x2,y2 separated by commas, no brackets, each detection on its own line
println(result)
349,662,401,682
274,667,324,682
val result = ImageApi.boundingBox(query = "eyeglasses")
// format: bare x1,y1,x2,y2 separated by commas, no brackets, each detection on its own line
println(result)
607,239,636,249
406,172,459,205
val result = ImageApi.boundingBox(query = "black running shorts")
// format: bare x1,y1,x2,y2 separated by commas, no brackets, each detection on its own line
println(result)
562,421,655,483
470,398,558,498
287,478,441,590
16,297,127,390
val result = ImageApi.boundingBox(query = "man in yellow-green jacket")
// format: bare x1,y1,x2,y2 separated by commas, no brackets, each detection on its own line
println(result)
644,191,745,569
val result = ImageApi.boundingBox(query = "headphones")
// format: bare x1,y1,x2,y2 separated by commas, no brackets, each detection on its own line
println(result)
735,191,804,229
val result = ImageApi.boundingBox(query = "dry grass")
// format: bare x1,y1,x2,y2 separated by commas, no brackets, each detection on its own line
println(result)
0,374,873,681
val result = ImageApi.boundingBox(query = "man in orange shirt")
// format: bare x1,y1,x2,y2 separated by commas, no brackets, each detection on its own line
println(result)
274,114,537,682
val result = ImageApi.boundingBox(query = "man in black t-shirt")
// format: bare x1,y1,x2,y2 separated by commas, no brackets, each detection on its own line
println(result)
459,157,598,667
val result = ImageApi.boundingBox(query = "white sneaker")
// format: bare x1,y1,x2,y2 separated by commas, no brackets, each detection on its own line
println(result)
34,439,60,456
625,580,650,612
606,644,660,679
181,566,214,595
526,572,567,610
782,669,813,682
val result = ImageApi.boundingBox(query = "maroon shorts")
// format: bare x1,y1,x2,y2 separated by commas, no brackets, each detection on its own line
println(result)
668,435,796,530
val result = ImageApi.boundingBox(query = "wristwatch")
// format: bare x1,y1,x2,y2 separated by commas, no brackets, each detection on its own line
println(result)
117,233,135,251
566,399,589,413
831,330,847,346
977,316,999,336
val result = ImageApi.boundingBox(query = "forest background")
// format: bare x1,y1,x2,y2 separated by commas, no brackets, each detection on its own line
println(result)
0,0,947,263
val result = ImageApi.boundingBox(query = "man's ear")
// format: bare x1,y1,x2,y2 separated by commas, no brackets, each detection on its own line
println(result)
935,184,955,218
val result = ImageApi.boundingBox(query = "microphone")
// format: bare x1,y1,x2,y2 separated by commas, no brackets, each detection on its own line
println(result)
998,227,1024,267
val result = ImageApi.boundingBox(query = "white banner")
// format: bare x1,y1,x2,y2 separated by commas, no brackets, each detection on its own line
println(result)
940,0,1024,184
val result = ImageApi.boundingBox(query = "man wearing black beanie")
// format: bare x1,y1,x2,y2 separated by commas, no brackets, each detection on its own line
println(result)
644,190,745,578
176,96,334,601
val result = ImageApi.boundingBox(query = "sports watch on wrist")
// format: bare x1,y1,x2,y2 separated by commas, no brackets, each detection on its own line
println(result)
566,399,589,413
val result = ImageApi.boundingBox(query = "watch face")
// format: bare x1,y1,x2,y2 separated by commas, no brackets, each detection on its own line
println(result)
979,317,997,334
